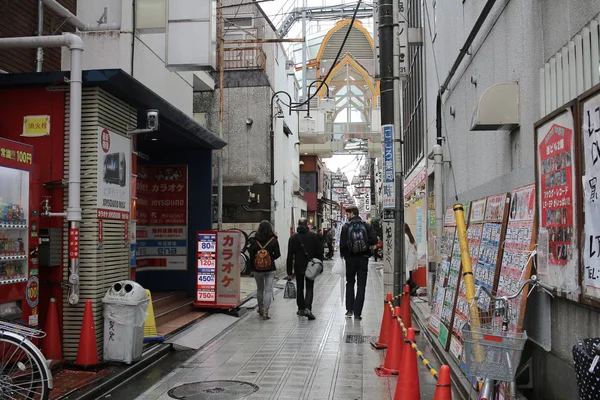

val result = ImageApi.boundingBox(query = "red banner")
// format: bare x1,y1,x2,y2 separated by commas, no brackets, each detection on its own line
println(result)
97,209,130,220
98,220,103,243
69,228,80,260
539,123,574,266
0,138,34,172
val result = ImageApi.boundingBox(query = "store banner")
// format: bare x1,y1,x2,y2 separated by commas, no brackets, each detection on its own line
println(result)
583,93,600,293
381,124,395,209
97,127,131,220
215,231,241,306
136,165,188,271
0,138,34,172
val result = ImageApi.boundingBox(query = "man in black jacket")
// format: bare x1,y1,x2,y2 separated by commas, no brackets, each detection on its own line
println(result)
339,205,378,320
287,218,324,320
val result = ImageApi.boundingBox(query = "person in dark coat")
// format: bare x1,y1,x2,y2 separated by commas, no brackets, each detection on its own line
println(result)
248,220,281,320
339,205,377,320
287,218,324,320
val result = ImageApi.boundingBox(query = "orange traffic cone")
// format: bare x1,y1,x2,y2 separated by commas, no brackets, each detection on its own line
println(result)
401,284,412,329
371,292,393,350
394,327,421,400
433,365,452,400
75,299,100,367
375,306,404,376
41,298,62,361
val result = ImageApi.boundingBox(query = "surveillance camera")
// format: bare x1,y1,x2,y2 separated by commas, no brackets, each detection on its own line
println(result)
147,109,159,131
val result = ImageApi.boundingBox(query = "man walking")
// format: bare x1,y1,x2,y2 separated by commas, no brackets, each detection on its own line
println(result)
287,218,324,320
326,228,335,259
339,205,377,321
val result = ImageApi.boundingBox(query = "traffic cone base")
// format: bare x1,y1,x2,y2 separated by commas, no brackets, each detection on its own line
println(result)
75,299,100,367
40,298,62,361
371,292,393,350
393,327,421,400
375,307,404,377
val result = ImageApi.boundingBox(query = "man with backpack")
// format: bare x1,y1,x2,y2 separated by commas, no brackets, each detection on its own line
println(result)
339,205,378,321
287,218,324,320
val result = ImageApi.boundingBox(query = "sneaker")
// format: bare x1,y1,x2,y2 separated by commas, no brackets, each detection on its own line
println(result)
305,309,316,320
345,311,353,317
354,315,362,321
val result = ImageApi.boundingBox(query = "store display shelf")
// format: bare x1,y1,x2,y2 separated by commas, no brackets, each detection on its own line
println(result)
0,277,27,285
0,223,27,230
0,255,27,261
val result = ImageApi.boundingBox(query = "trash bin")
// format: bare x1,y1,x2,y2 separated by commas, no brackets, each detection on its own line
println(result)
102,280,149,364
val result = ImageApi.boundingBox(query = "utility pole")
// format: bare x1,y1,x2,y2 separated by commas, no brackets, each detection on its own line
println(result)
217,0,224,230
379,0,405,299
301,0,308,101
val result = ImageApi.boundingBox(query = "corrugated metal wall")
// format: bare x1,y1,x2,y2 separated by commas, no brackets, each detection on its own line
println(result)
62,87,136,361
0,0,76,73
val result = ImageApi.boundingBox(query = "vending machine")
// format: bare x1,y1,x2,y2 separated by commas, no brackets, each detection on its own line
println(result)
0,138,37,326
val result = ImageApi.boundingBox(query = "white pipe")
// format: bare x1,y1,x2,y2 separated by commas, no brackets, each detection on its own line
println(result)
433,144,443,267
41,0,120,31
36,0,44,72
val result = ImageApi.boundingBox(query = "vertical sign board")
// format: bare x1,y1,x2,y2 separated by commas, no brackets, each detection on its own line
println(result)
496,184,537,332
438,203,470,349
473,193,510,312
195,231,242,309
449,197,487,363
381,124,395,209
136,166,188,271
97,127,131,221
581,92,600,302
428,207,457,337
535,109,579,300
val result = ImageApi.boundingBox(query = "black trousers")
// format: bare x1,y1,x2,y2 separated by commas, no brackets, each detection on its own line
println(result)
296,272,314,311
327,243,334,258
345,256,369,317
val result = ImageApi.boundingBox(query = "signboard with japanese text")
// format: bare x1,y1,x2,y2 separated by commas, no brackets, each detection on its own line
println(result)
195,231,242,308
22,115,50,137
381,124,395,209
581,91,600,301
136,165,188,271
0,138,34,172
397,0,408,78
97,127,131,220
535,109,579,300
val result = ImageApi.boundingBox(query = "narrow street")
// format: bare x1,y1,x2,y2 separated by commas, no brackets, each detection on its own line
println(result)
101,259,460,400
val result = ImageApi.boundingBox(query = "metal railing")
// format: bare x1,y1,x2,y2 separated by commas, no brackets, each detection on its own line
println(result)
223,47,266,70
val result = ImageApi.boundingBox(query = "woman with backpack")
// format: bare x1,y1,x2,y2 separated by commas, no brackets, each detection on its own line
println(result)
249,220,281,320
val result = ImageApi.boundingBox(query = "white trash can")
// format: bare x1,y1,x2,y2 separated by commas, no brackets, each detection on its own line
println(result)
102,280,149,364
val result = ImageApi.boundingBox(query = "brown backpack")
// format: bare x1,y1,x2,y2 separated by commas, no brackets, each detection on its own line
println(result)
254,237,275,271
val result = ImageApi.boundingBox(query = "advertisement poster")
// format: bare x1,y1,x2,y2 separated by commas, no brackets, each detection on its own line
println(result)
381,124,395,209
535,109,579,299
582,93,600,299
136,165,188,271
496,184,536,332
196,232,217,303
97,127,131,220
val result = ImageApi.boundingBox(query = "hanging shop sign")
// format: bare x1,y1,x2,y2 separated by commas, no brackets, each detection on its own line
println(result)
195,230,242,309
97,127,131,220
381,124,395,209
22,115,50,137
535,108,579,300
0,138,34,171
581,91,600,301
136,165,188,271
404,163,427,199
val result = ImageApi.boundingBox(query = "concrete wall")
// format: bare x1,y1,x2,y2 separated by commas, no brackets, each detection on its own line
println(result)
423,1,600,398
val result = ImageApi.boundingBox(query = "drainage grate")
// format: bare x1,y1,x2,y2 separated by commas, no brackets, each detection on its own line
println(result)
345,334,379,344
168,380,259,399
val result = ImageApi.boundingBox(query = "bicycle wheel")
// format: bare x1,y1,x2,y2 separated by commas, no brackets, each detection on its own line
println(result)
0,332,50,400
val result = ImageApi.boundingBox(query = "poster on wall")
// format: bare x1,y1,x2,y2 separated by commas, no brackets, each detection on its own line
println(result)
581,91,600,302
496,184,537,332
535,108,579,300
136,165,188,271
97,127,131,220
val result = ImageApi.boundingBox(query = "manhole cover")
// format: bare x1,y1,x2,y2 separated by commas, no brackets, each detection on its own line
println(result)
345,334,379,344
168,380,259,399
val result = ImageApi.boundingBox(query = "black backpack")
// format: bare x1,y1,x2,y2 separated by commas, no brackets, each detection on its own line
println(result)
347,220,369,253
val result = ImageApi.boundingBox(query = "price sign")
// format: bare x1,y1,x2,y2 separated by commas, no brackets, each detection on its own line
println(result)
198,274,215,284
198,258,215,268
197,290,215,302
196,232,217,303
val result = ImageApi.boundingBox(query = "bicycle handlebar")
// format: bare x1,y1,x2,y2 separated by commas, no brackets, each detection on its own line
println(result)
475,275,556,302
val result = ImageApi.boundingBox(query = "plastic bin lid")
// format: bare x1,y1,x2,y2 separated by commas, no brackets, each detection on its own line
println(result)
102,280,149,305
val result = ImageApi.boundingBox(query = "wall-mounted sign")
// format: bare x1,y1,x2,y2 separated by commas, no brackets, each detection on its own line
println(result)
381,124,395,209
97,127,131,220
22,115,50,137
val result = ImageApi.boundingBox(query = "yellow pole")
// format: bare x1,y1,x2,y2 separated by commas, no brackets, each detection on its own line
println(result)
453,204,483,362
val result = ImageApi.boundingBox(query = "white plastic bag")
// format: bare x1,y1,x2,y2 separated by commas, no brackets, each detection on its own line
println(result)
332,258,345,276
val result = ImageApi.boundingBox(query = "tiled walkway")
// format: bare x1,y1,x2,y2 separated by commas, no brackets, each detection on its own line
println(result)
131,259,457,400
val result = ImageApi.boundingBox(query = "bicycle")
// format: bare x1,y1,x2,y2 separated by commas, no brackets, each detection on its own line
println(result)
462,274,556,400
0,319,53,400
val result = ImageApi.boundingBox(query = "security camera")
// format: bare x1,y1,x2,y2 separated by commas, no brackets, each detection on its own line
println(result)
146,109,159,131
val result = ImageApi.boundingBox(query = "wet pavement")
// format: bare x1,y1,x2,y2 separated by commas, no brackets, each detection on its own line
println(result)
101,259,461,400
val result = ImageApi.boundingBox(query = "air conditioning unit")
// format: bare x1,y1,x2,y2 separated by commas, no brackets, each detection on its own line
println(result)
293,180,305,196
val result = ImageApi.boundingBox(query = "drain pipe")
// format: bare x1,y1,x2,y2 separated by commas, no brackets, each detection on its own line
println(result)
36,0,44,72
0,33,84,305
41,0,120,31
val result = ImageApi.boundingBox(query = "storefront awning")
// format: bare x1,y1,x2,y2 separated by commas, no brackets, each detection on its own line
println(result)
0,69,227,150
